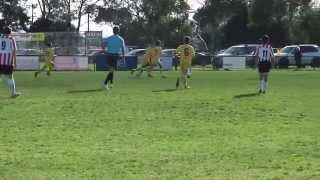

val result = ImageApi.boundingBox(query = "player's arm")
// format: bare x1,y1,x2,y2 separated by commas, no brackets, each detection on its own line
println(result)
255,47,259,65
176,46,182,61
191,46,196,57
121,38,126,60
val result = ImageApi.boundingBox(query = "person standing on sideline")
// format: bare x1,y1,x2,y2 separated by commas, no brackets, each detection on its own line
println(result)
255,35,274,94
101,26,126,90
176,36,195,89
294,45,302,68
0,27,21,98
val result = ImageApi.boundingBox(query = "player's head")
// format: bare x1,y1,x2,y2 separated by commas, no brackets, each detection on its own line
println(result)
184,36,191,44
2,27,12,35
155,40,161,47
261,34,270,44
113,26,120,35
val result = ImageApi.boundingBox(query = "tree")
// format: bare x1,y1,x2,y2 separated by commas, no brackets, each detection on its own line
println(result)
94,0,192,48
0,0,29,31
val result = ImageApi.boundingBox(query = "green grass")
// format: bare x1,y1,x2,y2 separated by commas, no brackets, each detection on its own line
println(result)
1,70,320,179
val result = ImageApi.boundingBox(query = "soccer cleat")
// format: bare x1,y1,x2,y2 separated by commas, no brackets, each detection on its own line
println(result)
130,69,135,75
11,92,21,98
34,72,39,78
185,86,191,89
148,74,154,78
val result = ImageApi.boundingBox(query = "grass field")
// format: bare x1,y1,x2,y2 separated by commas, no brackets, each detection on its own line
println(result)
1,70,320,179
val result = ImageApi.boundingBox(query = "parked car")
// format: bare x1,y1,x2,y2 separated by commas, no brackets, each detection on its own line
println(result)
213,44,259,68
126,49,146,64
16,48,41,56
275,44,320,68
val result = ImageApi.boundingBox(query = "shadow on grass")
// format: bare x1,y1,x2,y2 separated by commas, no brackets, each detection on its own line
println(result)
233,93,259,99
152,88,177,93
67,88,104,94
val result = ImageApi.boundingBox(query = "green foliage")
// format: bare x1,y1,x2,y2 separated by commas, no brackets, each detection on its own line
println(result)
95,0,192,48
195,0,319,50
1,70,320,179
29,18,76,32
0,0,29,31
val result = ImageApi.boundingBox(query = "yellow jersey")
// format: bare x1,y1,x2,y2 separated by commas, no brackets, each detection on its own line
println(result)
176,44,195,69
143,46,162,65
40,47,54,64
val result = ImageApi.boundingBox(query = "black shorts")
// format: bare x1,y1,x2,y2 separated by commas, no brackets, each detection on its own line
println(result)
0,65,13,75
106,53,120,70
258,61,271,73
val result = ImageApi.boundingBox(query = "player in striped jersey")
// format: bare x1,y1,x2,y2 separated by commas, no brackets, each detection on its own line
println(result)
176,36,195,89
0,27,21,98
255,35,274,94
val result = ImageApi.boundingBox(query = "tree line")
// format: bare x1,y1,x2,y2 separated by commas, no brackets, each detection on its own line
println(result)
1,0,319,50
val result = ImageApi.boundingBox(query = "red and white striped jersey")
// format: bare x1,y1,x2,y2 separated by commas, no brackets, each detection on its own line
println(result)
256,44,274,62
0,35,16,66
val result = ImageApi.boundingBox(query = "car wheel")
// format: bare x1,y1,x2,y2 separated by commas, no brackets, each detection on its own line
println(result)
311,57,320,68
279,58,289,69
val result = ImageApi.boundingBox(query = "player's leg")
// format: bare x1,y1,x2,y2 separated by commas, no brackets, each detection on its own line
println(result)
35,63,48,77
182,69,189,89
258,72,264,93
147,65,154,77
46,63,54,76
136,64,148,77
3,73,20,98
263,72,269,93
187,68,192,78
104,55,117,89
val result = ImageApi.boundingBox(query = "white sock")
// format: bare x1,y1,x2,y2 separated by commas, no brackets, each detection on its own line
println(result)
264,81,268,92
7,78,17,95
260,80,264,91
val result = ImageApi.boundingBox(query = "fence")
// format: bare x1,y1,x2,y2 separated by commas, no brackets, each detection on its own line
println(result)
11,32,218,71
12,31,102,71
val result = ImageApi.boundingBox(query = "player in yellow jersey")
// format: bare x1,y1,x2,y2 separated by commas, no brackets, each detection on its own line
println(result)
176,36,195,89
131,40,165,78
35,42,55,77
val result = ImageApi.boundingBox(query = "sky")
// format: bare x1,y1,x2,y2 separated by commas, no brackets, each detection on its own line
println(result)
27,0,205,36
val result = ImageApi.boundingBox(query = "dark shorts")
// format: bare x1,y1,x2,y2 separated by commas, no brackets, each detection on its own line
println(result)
0,65,13,75
107,53,120,70
258,61,271,73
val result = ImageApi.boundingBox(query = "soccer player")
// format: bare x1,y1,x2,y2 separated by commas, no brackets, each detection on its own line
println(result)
131,40,164,78
176,36,195,89
102,26,126,90
256,35,274,94
34,42,55,77
0,27,21,98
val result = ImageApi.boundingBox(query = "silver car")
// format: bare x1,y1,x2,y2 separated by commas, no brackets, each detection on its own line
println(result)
275,44,320,68
213,44,259,68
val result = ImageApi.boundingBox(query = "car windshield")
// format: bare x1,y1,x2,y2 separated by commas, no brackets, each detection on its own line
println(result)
280,47,295,54
223,46,256,55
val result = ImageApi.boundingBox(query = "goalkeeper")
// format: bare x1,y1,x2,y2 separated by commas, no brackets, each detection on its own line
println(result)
35,42,55,77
